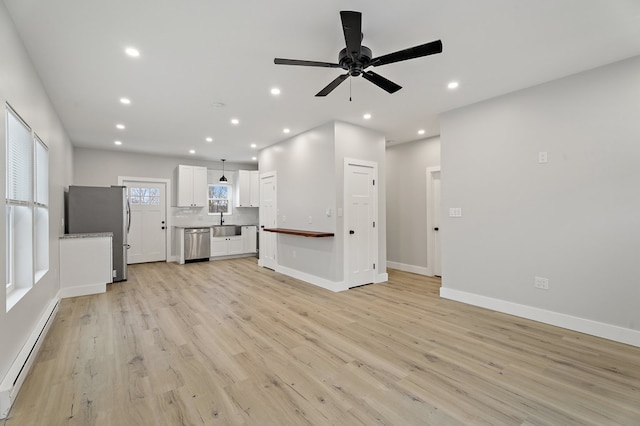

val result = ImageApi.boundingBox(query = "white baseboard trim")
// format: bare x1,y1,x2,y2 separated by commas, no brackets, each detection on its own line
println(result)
375,272,389,283
386,261,431,276
59,283,106,299
0,297,60,419
440,287,640,348
275,265,348,292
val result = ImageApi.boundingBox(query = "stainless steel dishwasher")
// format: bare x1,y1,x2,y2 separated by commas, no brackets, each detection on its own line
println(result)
184,227,210,262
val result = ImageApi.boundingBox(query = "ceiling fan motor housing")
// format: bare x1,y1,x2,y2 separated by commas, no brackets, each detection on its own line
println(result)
339,46,372,76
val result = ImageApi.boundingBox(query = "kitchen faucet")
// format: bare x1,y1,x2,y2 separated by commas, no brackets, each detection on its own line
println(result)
220,211,224,226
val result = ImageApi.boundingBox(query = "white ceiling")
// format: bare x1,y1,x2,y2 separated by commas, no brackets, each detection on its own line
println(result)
5,0,640,163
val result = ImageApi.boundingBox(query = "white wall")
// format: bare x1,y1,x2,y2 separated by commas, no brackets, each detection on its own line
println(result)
440,55,640,346
260,122,338,281
0,2,73,381
385,137,440,272
259,121,387,289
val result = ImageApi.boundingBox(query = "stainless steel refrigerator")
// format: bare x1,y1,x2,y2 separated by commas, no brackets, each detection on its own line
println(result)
67,185,130,282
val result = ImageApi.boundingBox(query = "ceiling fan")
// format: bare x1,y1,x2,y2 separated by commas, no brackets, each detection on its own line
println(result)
274,11,443,97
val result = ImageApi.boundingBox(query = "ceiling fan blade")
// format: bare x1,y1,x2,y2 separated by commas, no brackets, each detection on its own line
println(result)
340,11,362,60
362,71,402,94
274,58,341,68
316,73,349,97
370,40,443,67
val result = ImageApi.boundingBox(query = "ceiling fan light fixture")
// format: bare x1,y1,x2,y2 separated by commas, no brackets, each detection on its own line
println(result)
220,159,228,182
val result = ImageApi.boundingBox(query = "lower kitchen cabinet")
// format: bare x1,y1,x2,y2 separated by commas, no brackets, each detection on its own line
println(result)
210,235,243,257
241,225,257,254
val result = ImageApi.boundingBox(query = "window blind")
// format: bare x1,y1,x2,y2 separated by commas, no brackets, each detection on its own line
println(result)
6,108,32,203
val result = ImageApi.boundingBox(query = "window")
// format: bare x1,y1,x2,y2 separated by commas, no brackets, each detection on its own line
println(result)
129,187,159,205
5,104,49,305
34,135,49,282
208,183,232,215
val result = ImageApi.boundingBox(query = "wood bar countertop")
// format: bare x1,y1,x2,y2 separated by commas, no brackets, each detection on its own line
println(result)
263,228,334,237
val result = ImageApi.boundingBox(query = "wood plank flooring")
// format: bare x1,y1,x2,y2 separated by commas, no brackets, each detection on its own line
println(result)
3,258,640,425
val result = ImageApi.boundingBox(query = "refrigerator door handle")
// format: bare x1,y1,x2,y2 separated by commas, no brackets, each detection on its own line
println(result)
126,197,131,233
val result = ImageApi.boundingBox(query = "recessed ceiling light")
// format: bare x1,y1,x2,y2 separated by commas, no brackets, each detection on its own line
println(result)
250,143,257,148
189,149,196,154
447,81,459,89
120,97,131,105
205,137,213,142
252,156,257,161
114,140,122,145
125,47,140,57
211,102,225,108
270,87,281,96
231,118,239,125
283,128,290,134
418,129,426,135
363,113,372,120
116,124,125,130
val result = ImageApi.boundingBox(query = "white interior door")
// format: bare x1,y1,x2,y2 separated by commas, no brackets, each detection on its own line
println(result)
432,171,442,276
124,180,167,264
426,167,442,277
345,160,376,287
259,173,277,270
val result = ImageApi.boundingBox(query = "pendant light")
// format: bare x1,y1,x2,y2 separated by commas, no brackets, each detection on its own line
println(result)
219,159,228,182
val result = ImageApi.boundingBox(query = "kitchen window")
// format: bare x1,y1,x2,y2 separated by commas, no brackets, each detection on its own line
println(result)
208,183,232,215
5,104,49,307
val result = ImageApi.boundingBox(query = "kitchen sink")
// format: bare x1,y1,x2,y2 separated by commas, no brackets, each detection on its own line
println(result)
211,225,242,237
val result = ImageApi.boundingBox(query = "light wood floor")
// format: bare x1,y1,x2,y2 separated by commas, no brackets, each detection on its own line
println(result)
4,258,640,425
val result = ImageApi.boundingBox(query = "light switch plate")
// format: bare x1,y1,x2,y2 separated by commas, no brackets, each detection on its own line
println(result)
449,208,462,217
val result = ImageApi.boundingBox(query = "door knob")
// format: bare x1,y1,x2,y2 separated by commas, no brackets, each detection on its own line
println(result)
161,226,166,230
349,230,355,235
434,227,439,231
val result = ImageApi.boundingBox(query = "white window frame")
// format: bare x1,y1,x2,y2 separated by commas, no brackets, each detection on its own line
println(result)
5,104,49,304
207,182,233,215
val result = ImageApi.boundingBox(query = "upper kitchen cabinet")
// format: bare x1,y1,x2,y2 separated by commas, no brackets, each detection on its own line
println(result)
175,165,207,207
237,170,259,207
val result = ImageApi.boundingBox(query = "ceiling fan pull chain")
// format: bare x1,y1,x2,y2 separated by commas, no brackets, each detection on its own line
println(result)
349,77,352,102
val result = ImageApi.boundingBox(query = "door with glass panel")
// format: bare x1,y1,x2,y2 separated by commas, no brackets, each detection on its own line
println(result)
124,180,167,263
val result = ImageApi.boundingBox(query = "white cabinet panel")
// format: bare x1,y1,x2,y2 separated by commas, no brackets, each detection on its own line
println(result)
242,226,257,253
210,236,228,257
176,165,207,207
211,235,244,256
59,236,112,298
237,170,260,207
227,236,243,255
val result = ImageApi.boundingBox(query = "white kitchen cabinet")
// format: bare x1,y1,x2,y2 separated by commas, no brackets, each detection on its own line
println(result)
175,165,207,207
59,234,112,298
210,235,243,257
242,225,257,253
237,170,259,207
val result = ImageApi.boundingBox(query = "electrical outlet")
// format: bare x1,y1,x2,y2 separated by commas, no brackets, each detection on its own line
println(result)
534,276,549,290
308,216,313,224
538,151,548,164
292,250,296,258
